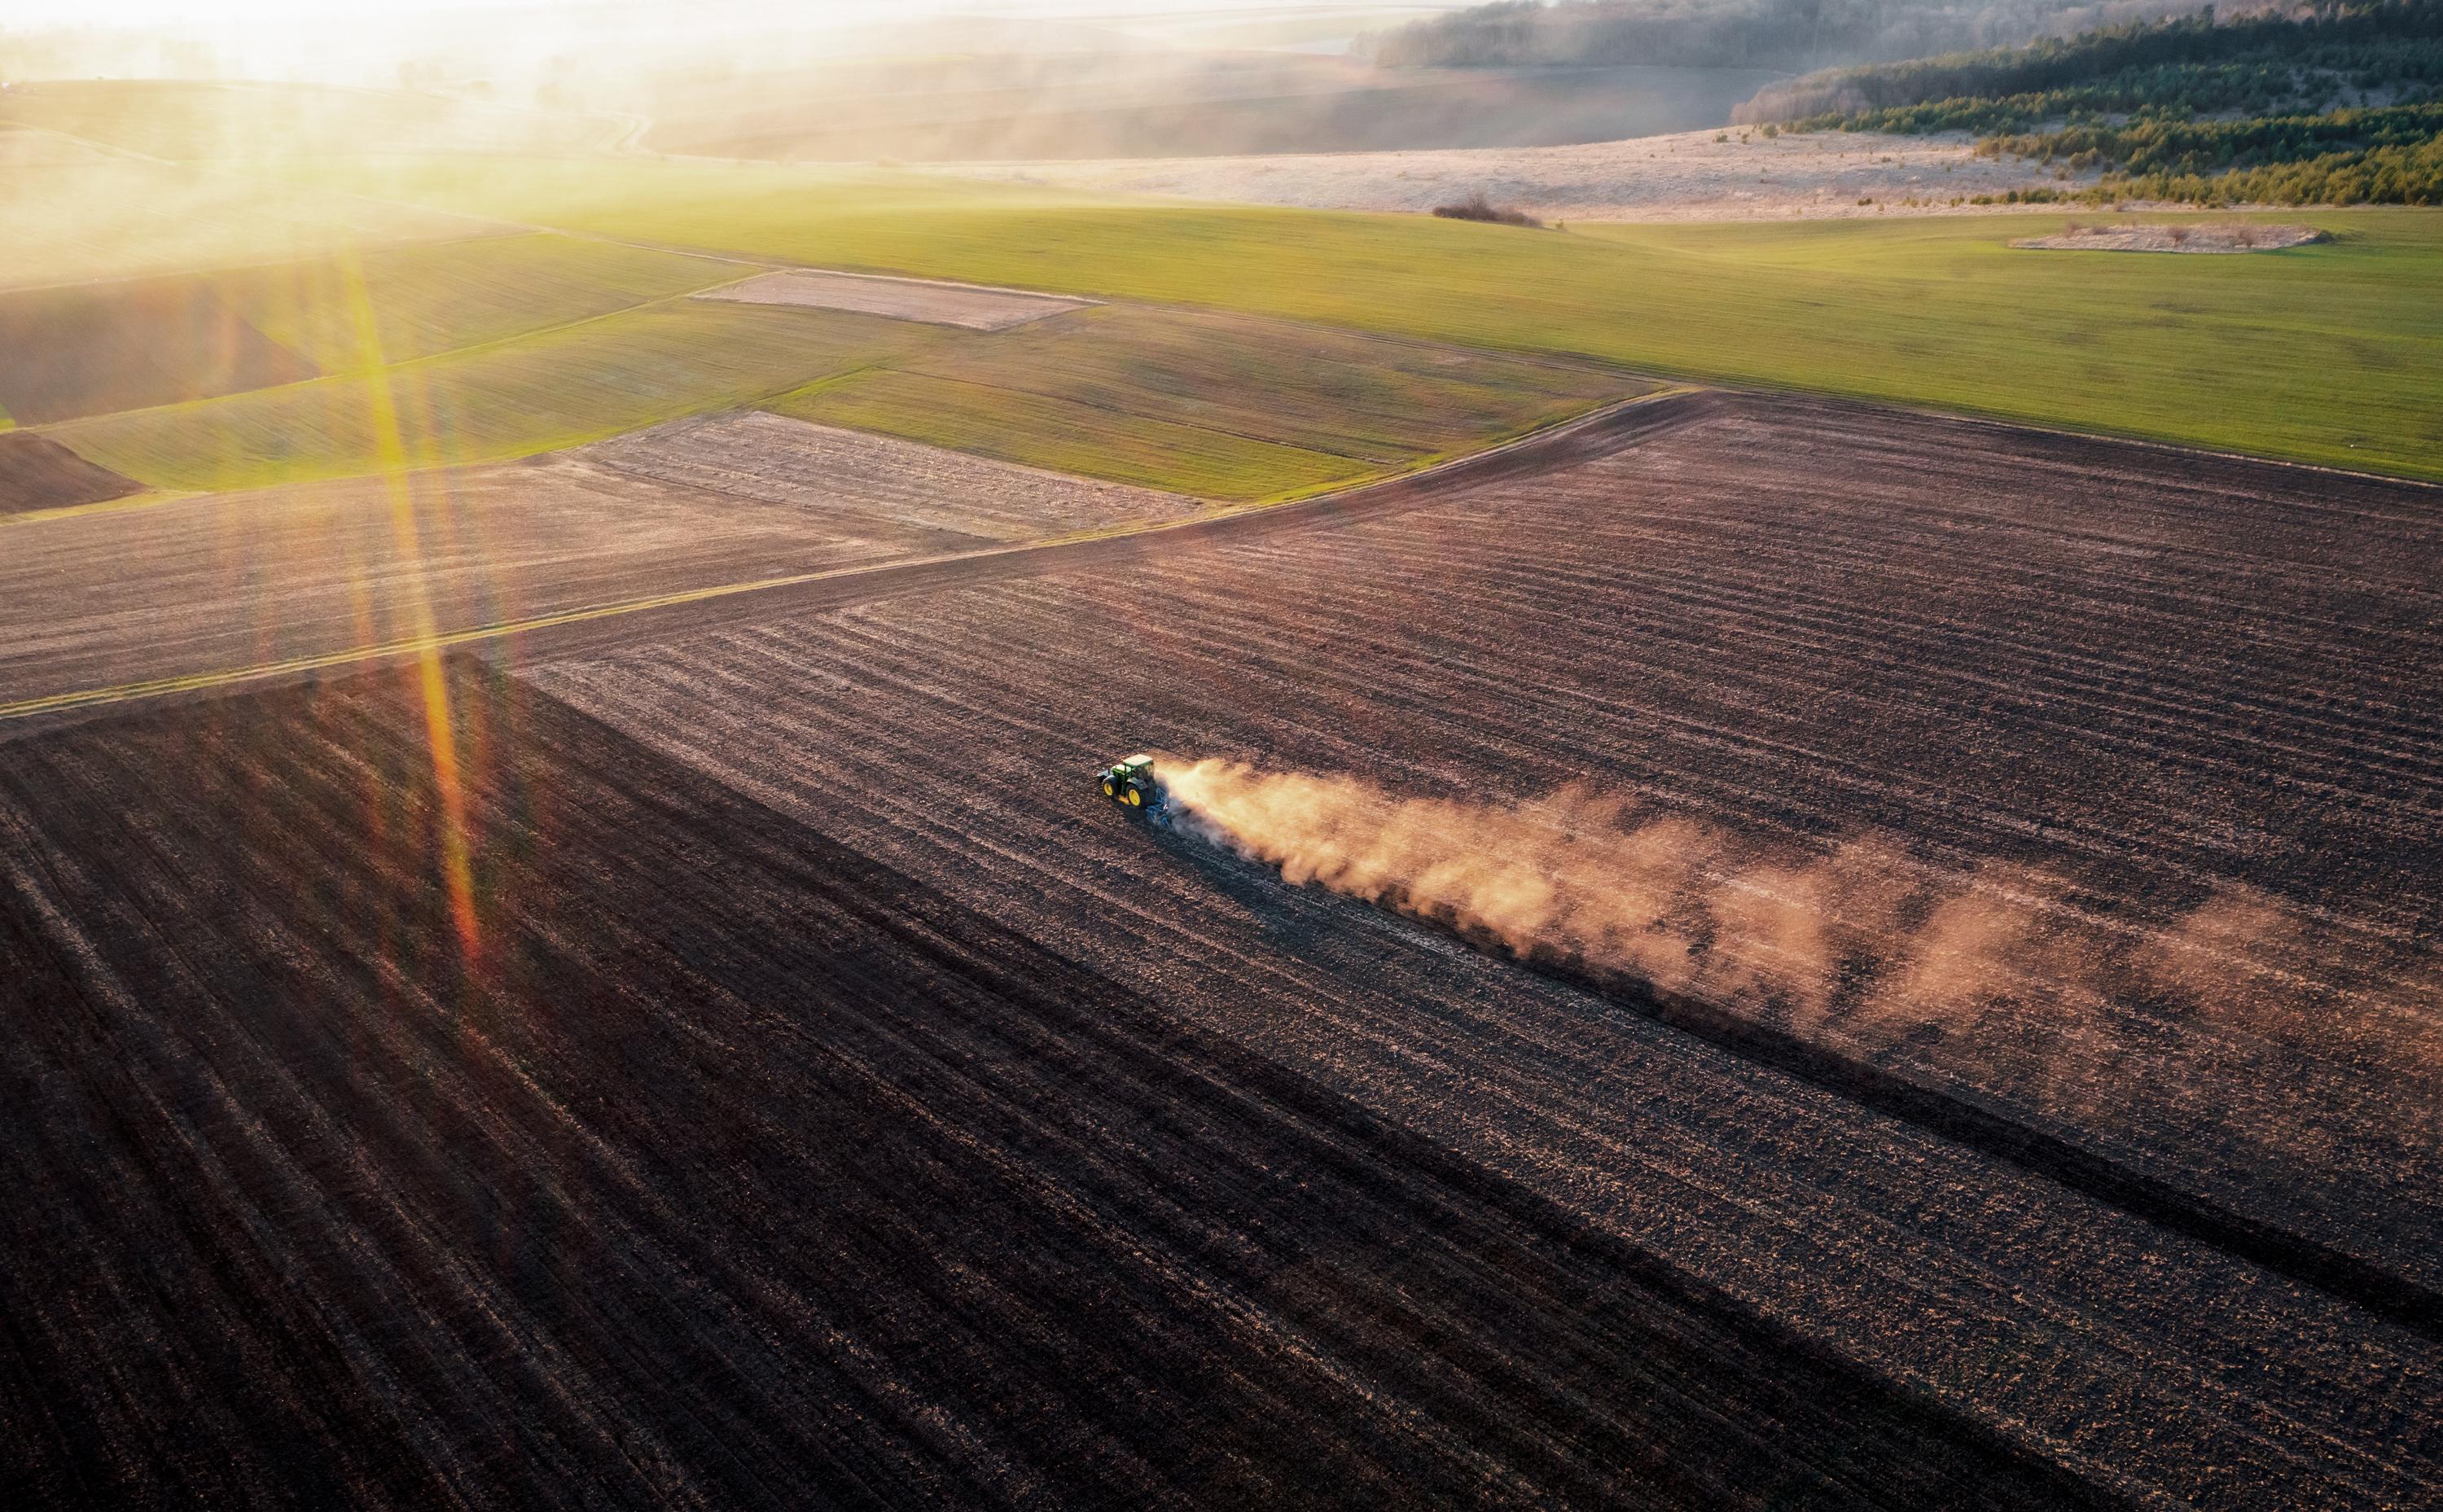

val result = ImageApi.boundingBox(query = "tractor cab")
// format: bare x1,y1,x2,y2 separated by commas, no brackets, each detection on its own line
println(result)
1099,754,1160,810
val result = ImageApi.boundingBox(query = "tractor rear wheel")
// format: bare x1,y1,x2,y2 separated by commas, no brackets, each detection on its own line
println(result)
1125,787,1143,807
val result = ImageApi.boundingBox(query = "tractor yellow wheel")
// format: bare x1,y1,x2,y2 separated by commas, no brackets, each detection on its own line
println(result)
1126,788,1143,807
1102,779,1116,797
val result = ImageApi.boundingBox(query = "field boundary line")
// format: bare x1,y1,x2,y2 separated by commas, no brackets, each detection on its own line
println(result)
0,572,879,721
0,387,1712,725
0,488,203,527
1737,383,2443,499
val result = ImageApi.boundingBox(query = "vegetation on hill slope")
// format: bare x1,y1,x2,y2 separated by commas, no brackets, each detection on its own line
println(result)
1737,2,2443,204
1364,0,2203,72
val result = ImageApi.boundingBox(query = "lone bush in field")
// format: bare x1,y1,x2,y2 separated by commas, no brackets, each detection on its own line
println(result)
1432,193,1544,228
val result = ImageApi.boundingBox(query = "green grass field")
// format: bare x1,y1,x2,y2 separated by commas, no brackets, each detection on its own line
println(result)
876,305,1634,466
770,369,1378,498
30,264,1629,499
763,303,1634,499
0,131,479,292
294,156,2443,480
217,232,746,371
48,301,934,493
0,233,751,428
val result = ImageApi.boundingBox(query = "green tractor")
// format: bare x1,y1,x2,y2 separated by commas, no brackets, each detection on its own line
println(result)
1098,753,1160,811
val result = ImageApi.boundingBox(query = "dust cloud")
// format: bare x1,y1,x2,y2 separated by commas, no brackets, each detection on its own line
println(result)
1152,756,2436,1082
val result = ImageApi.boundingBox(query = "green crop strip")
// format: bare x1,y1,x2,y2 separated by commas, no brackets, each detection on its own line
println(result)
278,156,2443,482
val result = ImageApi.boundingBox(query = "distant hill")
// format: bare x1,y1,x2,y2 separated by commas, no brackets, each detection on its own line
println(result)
1732,1,2443,205
638,52,1784,161
1361,0,2206,72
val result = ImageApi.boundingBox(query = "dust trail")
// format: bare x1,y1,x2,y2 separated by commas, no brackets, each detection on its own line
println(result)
1152,756,2441,1113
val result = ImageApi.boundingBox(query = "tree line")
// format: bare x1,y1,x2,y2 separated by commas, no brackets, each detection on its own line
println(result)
1736,1,2443,203
1362,0,2209,73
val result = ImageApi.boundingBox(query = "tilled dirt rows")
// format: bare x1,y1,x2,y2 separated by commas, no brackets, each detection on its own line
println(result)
520,396,2443,1506
0,454,932,707
0,432,139,515
1,667,2104,1510
583,410,1202,541
0,417,1195,707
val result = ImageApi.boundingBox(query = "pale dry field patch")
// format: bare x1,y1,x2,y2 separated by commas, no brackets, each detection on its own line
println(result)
695,268,1093,330
2012,222,2328,253
586,410,1200,540
931,126,2091,222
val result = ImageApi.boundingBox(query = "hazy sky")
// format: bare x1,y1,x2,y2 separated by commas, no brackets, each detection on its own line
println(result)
0,0,1254,25
7,0,863,20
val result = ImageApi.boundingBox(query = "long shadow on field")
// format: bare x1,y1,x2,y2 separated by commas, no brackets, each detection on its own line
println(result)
0,660,2107,1511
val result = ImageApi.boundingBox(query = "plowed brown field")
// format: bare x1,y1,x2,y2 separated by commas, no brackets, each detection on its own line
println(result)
522,394,2443,1505
2,392,2437,1508
0,432,139,515
2,664,2109,1510
0,415,1191,709
583,410,1199,541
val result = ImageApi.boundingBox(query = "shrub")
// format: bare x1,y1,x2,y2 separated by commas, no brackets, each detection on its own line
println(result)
1431,193,1544,228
